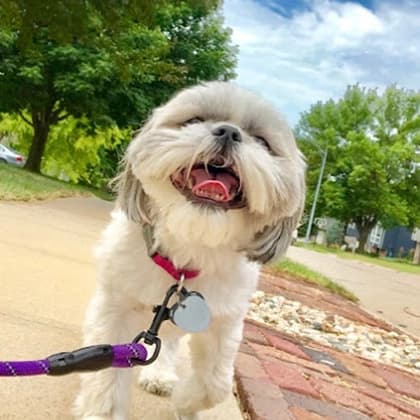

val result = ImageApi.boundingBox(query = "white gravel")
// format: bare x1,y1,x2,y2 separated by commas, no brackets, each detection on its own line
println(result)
247,290,420,373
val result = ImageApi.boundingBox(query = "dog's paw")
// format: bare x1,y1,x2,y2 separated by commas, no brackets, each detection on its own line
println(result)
138,368,179,397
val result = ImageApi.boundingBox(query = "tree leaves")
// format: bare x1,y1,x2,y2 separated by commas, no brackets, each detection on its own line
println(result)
0,1,221,49
0,1,236,173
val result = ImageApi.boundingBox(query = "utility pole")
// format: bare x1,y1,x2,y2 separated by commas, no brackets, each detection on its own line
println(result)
305,147,328,243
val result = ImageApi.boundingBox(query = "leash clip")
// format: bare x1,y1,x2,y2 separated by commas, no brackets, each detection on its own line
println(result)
131,284,180,365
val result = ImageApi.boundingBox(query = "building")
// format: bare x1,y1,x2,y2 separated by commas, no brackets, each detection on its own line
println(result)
349,223,416,257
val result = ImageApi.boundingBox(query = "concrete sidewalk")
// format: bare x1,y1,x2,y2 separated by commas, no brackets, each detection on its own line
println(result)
0,198,243,420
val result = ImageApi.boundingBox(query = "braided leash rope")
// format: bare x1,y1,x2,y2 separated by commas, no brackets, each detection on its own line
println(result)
0,359,49,376
0,343,147,377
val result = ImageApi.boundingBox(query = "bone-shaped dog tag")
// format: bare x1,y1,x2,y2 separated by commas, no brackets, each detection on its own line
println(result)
169,292,211,333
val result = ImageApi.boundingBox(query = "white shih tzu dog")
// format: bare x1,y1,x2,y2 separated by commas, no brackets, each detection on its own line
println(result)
73,82,305,420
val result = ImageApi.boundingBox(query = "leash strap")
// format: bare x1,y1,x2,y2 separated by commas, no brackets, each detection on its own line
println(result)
0,343,147,377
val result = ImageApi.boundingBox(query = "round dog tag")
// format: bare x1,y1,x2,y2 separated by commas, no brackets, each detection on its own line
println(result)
170,292,211,333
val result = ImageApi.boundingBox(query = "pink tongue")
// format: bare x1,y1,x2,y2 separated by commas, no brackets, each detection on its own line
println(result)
190,168,238,202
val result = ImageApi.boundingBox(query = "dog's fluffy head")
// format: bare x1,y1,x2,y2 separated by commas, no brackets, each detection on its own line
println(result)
117,82,305,263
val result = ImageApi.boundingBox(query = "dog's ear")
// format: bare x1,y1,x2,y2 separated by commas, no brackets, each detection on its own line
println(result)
246,148,306,264
114,158,151,225
245,207,303,264
113,114,157,224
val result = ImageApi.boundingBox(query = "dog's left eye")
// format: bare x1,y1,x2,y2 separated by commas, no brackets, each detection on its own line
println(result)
254,135,271,150
183,117,204,126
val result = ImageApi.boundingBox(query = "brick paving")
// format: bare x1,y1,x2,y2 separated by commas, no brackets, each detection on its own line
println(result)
235,271,420,419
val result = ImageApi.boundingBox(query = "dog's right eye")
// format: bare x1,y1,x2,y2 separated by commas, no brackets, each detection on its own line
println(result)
183,117,204,126
254,135,271,151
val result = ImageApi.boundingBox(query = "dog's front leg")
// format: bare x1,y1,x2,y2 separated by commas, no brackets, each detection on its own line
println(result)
138,337,180,396
73,289,140,420
172,318,243,418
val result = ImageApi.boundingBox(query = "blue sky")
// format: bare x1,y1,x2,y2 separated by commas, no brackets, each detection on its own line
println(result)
222,0,420,126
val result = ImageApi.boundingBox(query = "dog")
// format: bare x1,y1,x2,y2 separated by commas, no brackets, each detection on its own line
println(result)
73,82,305,419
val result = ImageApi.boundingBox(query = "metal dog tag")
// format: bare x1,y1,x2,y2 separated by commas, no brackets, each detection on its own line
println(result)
169,292,211,333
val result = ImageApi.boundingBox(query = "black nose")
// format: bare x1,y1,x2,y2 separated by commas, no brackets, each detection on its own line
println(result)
212,124,242,143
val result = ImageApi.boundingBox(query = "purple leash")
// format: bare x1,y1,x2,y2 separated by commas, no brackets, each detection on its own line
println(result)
0,283,189,378
0,343,147,377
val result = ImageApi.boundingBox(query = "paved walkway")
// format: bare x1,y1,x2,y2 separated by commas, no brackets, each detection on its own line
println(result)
287,246,420,336
0,198,242,420
2,197,419,420
235,273,420,420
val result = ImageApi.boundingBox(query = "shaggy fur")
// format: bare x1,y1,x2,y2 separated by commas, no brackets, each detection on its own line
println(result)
73,82,305,420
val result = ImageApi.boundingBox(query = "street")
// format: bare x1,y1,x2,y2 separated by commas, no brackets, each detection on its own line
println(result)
287,245,420,337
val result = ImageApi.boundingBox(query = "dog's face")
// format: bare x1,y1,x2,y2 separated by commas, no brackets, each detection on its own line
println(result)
117,82,305,263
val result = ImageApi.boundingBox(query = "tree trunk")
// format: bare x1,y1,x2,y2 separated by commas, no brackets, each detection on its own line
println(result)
355,216,377,254
342,220,349,241
24,113,50,173
357,226,371,253
414,241,420,265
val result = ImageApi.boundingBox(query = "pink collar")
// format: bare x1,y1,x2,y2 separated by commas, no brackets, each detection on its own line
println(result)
143,224,199,281
151,253,200,281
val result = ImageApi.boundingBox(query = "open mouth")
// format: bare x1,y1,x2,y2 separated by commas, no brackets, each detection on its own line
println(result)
170,160,245,209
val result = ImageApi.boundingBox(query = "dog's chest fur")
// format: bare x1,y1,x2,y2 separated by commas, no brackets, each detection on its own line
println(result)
96,210,260,322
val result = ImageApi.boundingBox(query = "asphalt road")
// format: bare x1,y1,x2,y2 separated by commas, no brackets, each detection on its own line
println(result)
287,245,420,337
0,198,243,420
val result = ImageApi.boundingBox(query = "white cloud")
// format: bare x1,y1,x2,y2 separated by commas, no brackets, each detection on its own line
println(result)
223,0,420,126
291,1,384,50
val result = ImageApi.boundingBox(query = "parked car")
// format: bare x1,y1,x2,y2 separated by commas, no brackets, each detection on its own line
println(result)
0,144,26,167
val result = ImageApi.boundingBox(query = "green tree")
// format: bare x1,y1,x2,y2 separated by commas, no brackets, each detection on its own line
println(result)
0,1,236,174
0,112,129,187
297,85,420,252
0,1,219,47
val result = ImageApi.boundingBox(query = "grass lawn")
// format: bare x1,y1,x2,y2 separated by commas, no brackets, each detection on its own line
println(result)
270,257,359,302
294,242,420,275
0,164,112,201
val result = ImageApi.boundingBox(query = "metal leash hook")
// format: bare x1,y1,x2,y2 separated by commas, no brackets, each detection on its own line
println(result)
132,283,180,365
47,282,181,372
133,273,210,362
